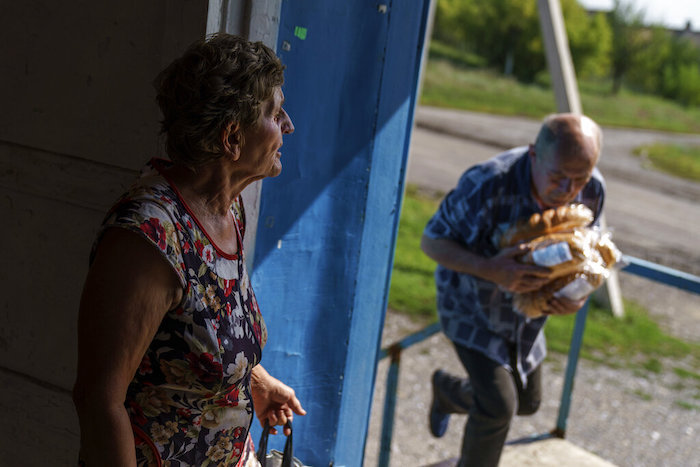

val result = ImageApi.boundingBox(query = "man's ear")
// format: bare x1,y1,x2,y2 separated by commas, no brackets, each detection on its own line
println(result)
528,144,536,163
221,122,242,161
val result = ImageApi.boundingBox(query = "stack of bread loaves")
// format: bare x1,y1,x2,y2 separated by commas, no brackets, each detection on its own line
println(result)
500,204,621,318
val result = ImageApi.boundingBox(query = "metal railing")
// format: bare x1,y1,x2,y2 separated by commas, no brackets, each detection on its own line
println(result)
375,255,700,467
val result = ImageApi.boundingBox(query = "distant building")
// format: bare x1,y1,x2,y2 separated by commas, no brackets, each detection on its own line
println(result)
585,8,700,48
674,21,700,47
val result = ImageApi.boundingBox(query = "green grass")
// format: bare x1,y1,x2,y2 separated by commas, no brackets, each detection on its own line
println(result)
428,41,486,69
388,186,700,374
633,143,700,182
673,367,700,381
421,60,558,118
631,389,653,401
544,299,700,370
421,43,700,134
674,400,700,411
388,186,441,317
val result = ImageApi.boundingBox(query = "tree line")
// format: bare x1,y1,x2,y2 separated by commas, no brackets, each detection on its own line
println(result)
433,0,700,106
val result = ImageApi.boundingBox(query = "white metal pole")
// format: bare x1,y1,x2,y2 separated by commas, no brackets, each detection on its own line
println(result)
537,0,581,114
538,0,624,317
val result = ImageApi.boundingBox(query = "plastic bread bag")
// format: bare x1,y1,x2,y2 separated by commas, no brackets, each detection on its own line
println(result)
553,261,608,301
519,229,596,279
513,227,622,318
514,267,605,319
592,228,623,269
500,204,594,247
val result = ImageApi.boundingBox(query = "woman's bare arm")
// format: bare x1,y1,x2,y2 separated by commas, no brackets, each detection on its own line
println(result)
72,228,182,466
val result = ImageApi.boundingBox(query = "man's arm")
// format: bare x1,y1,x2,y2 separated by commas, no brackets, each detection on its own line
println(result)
420,235,551,293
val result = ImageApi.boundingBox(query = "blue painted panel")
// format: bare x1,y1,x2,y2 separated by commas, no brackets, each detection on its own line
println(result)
250,1,431,465
334,1,433,464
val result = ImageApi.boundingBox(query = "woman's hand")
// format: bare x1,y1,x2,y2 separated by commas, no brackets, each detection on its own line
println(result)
251,365,306,435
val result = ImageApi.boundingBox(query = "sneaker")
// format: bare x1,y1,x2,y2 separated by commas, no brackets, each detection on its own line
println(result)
429,370,450,438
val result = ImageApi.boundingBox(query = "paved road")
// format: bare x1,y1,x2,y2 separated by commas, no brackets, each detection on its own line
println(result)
406,106,700,341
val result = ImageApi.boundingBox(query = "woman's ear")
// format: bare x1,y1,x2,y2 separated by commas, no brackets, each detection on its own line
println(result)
221,122,242,161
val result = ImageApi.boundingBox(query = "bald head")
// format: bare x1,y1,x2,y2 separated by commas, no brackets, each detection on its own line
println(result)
534,113,602,164
529,113,602,208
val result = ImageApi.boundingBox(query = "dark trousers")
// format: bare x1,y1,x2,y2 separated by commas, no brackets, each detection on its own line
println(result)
434,344,542,467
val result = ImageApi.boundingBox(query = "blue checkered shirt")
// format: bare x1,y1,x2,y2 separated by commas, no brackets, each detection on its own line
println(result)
424,147,605,384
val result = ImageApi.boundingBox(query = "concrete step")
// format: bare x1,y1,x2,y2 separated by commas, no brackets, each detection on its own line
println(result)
422,438,616,466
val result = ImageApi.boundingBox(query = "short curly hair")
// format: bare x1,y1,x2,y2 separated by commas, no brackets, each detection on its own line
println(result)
154,33,285,167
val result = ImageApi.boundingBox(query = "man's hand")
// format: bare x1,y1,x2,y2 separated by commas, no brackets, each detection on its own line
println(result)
542,295,587,316
420,235,551,293
484,244,552,293
250,365,306,436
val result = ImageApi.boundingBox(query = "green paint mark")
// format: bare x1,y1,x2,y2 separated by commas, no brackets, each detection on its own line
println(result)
294,26,307,40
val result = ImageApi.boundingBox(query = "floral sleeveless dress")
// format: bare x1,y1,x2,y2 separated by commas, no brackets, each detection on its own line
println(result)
93,158,267,466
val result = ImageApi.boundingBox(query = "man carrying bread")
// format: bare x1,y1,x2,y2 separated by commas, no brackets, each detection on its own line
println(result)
421,113,605,467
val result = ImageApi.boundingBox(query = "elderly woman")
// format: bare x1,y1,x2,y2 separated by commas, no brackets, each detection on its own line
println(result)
72,34,305,466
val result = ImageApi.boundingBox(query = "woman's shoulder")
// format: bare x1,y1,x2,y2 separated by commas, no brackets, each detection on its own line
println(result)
92,159,187,268
108,159,179,217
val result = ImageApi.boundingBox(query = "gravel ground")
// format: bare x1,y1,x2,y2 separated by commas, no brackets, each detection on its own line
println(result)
363,308,699,467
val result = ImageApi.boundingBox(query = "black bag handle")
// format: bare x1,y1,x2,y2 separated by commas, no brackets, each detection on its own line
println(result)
257,420,295,467
256,421,271,466
282,420,294,467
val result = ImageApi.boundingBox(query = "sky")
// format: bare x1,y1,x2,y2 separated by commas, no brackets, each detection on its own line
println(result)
578,0,700,31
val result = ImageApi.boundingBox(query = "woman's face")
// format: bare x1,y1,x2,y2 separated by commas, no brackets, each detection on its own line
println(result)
238,86,294,180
